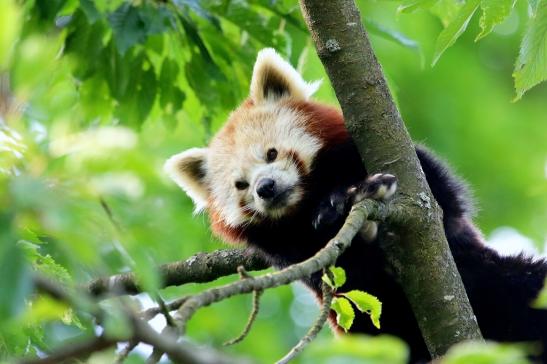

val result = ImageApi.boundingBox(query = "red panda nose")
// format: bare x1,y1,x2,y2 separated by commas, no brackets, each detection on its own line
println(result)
256,178,276,199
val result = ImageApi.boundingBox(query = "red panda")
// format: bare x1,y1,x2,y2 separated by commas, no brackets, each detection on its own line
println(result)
166,48,547,363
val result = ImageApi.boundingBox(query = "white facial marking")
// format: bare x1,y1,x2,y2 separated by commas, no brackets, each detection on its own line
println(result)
207,104,322,227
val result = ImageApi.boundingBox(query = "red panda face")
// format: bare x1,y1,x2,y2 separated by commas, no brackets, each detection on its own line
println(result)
206,100,323,226
165,48,324,229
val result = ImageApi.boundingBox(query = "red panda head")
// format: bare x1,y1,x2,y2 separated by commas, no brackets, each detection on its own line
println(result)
165,49,346,238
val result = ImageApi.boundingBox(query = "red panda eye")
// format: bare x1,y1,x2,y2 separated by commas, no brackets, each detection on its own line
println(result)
266,148,278,162
235,180,249,190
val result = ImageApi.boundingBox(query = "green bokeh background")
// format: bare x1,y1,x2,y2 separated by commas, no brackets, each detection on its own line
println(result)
0,0,545,362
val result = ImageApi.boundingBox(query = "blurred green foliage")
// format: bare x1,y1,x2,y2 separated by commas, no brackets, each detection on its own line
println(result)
0,0,545,362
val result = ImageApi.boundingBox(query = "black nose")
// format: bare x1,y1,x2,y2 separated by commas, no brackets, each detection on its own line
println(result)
256,178,276,199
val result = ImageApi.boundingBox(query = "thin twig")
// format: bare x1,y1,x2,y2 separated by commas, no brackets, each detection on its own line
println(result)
276,278,334,364
115,340,139,364
224,267,264,346
140,295,191,320
29,276,251,364
18,336,116,364
156,294,177,327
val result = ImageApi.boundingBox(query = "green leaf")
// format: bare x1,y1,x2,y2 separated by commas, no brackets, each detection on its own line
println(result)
108,3,147,55
330,266,346,288
476,0,516,40
173,0,220,29
432,0,481,66
398,0,439,14
430,0,465,27
343,290,382,329
529,0,541,15
159,58,186,111
443,341,532,364
304,335,408,364
513,0,547,100
322,266,346,289
18,241,72,284
0,0,22,69
331,297,355,332
79,0,101,23
0,242,31,320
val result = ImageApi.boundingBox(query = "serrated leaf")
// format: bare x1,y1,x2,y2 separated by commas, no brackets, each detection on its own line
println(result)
140,3,174,35
432,0,481,66
513,0,547,100
331,297,355,332
18,241,72,284
108,3,147,55
22,296,70,324
329,266,347,288
343,290,382,329
476,0,516,40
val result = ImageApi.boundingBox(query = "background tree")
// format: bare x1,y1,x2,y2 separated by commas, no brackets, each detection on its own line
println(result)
0,0,546,363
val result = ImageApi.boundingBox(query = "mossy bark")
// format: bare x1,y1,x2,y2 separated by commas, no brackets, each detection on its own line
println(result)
299,0,483,357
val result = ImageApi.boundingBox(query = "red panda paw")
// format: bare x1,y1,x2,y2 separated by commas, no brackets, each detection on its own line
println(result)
312,188,351,232
349,173,398,202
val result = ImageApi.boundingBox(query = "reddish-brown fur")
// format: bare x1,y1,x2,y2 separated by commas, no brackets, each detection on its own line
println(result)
287,100,350,147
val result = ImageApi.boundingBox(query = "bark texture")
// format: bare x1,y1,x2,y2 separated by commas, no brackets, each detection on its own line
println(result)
299,0,483,357
87,248,269,297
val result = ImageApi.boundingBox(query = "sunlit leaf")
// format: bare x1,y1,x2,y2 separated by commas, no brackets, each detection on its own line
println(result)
18,241,72,284
331,297,355,332
430,0,465,28
513,0,547,100
343,290,382,329
322,266,346,288
432,0,481,66
476,0,517,40
442,341,533,364
303,335,408,364
0,0,22,69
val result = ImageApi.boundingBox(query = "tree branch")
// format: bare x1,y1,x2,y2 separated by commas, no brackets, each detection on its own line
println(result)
18,336,116,364
299,0,483,357
26,276,251,364
176,199,383,332
87,248,270,297
276,278,334,364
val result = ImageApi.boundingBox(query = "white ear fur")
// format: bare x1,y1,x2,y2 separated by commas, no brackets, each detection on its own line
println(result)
250,48,321,103
164,148,209,211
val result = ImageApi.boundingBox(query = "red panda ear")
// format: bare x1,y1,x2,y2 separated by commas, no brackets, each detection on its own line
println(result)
250,48,321,103
164,148,209,211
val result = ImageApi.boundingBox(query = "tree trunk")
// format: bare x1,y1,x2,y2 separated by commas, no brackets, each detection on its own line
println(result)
299,0,483,357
